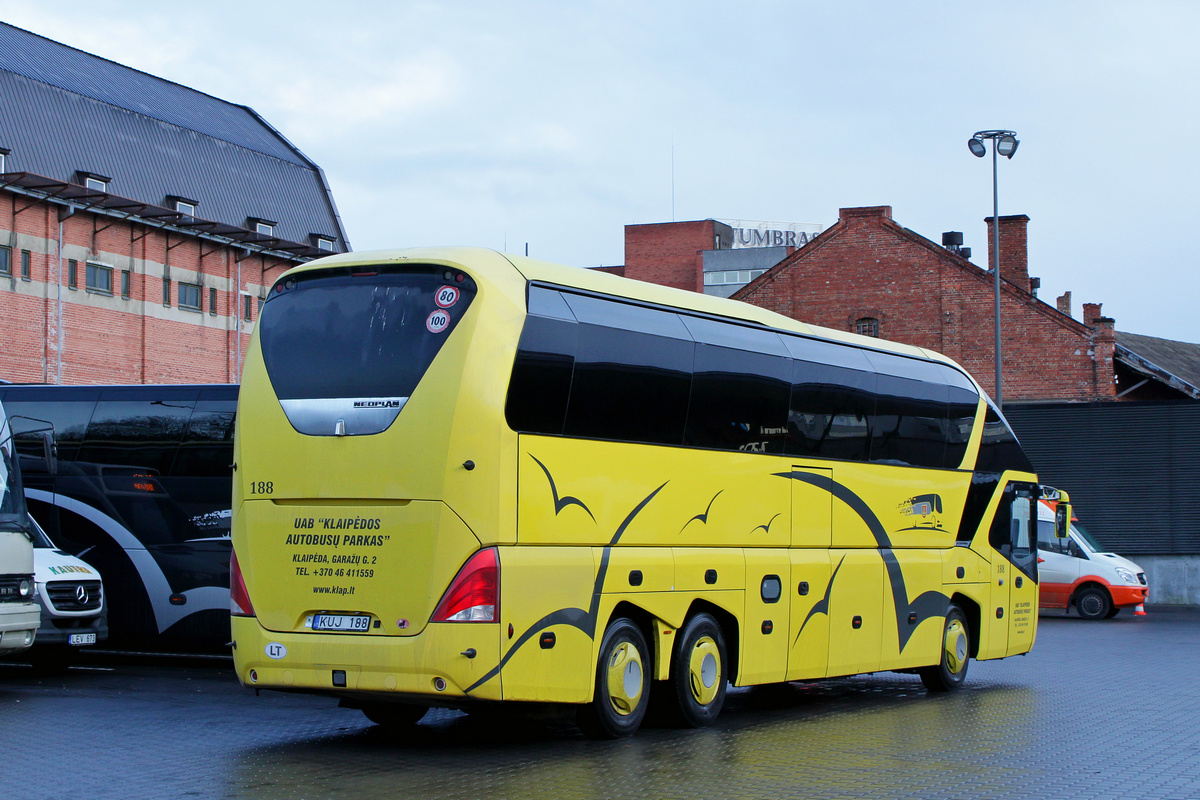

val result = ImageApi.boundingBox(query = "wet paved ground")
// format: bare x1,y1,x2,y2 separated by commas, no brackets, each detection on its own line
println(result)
4,606,1199,800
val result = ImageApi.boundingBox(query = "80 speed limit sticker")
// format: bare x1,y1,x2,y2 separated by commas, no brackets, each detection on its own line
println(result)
426,309,451,333
435,286,460,308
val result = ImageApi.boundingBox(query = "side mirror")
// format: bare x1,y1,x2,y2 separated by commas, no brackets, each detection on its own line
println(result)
1055,502,1071,539
42,431,58,476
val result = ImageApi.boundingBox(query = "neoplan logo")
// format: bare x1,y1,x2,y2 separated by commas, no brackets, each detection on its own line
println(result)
353,400,402,409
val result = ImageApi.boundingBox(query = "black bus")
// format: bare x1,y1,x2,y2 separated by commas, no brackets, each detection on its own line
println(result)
0,384,236,650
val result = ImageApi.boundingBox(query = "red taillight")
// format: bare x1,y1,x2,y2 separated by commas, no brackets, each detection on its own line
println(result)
230,549,255,617
431,548,499,623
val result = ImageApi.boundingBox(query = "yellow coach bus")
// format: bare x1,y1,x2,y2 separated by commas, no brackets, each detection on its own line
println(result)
230,247,1068,738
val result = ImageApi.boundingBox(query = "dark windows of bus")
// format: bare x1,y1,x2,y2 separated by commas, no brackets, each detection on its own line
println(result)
855,317,880,337
686,344,789,453
77,392,196,475
175,395,237,478
975,401,1035,474
787,361,875,461
506,314,577,435
564,324,693,445
259,267,477,402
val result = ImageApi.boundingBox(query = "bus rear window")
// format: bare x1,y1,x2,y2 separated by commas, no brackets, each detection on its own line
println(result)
259,266,476,435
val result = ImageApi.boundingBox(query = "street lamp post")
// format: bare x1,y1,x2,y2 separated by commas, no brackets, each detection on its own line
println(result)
968,130,1019,409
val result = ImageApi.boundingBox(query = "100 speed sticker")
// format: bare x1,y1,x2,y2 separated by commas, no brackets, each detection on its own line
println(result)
426,309,451,333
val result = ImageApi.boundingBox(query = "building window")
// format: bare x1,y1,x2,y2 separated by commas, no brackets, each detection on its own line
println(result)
0,149,7,173
21,250,30,280
315,236,334,252
208,287,217,316
85,263,113,295
163,277,171,306
702,269,768,287
0,246,10,276
855,317,880,338
179,282,202,311
85,177,108,192
243,293,253,322
172,198,197,217
68,259,78,289
121,270,131,298
248,217,277,237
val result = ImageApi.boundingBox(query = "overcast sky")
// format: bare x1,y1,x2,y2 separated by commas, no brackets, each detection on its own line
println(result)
3,0,1198,342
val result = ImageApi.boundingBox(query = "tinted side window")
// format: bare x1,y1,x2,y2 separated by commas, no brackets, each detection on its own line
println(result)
944,389,979,469
77,389,198,474
173,397,237,477
868,375,948,468
506,315,578,435
975,401,1035,474
564,325,693,445
0,388,99,463
685,344,790,453
787,361,875,462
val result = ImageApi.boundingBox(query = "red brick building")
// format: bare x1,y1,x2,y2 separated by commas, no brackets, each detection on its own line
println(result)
619,206,1199,404
0,23,347,386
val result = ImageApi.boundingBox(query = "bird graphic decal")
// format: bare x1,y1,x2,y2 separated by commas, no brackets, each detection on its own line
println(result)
529,454,595,521
751,512,782,535
680,490,723,533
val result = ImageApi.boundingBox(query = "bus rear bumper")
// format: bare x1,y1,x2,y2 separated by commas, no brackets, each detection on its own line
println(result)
230,615,503,703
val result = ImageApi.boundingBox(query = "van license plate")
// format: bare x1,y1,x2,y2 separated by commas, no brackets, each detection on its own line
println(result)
309,614,371,632
68,633,97,646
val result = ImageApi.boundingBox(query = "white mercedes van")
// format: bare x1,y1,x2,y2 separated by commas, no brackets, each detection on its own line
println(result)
0,399,38,656
25,513,107,670
1036,500,1148,620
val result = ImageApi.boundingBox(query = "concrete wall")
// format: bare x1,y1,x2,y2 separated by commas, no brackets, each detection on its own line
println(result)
1135,556,1200,605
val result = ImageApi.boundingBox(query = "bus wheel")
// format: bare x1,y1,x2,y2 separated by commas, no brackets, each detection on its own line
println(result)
669,612,727,727
1075,586,1112,620
361,703,427,728
577,618,650,739
920,605,969,692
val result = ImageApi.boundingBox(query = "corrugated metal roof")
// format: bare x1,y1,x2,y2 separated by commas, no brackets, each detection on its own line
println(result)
0,22,348,250
1116,331,1200,397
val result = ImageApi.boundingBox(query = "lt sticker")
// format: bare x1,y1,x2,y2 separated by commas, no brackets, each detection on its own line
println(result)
426,309,450,334
435,285,460,308
265,642,287,660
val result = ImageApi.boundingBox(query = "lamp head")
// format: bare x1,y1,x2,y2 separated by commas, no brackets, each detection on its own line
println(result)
997,135,1019,158
968,138,987,158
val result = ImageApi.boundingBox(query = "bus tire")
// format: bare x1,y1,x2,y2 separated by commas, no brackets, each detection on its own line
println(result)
577,618,650,739
669,612,727,728
361,703,427,728
1075,586,1112,620
919,605,969,692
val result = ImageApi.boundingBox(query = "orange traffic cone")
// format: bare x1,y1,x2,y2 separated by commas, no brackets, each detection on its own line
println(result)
1134,604,1146,616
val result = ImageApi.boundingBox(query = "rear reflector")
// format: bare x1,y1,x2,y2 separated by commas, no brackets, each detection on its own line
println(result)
431,548,499,623
230,549,255,617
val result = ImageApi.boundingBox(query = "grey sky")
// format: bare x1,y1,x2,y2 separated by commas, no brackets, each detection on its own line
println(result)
4,0,1197,342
